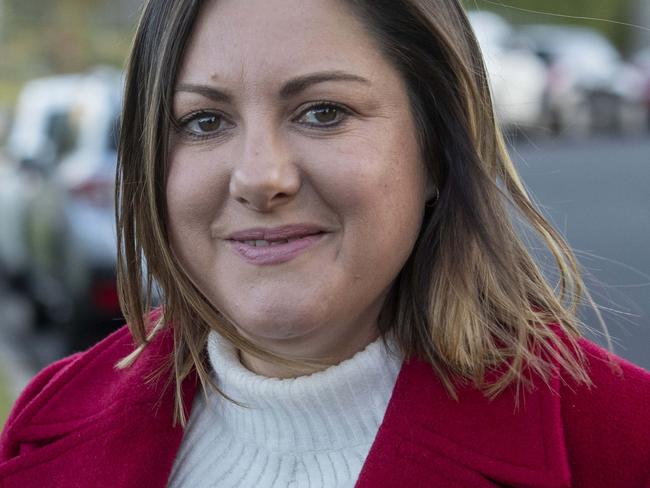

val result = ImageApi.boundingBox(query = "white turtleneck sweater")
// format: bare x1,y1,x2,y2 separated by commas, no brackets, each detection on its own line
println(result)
167,331,404,488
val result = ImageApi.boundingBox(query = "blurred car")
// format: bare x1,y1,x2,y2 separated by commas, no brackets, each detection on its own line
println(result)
632,46,650,129
0,74,83,289
467,11,547,131
17,68,123,351
520,24,646,134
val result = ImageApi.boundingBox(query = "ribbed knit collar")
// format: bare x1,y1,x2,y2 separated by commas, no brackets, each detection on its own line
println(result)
204,330,404,453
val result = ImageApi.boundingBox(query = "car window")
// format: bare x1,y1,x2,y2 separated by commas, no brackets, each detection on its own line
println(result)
46,110,77,161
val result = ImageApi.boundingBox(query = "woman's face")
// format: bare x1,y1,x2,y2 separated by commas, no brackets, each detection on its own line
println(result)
168,0,430,373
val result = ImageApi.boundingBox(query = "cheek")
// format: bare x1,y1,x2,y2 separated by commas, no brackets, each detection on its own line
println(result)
360,160,426,261
309,130,426,272
165,147,230,275
322,129,426,225
166,147,228,230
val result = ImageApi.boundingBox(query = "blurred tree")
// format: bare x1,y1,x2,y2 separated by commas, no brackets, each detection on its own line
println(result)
0,370,14,429
0,0,644,107
0,0,140,106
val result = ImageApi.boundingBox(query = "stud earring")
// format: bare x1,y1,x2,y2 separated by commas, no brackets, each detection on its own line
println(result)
425,187,440,207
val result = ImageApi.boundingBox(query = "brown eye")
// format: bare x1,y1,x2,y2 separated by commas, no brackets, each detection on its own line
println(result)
181,111,231,138
197,114,220,132
298,103,350,128
313,106,338,123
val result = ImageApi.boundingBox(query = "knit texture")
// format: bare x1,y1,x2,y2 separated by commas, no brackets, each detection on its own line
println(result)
167,331,403,488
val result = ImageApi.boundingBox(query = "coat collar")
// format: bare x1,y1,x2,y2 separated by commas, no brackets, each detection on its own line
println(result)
1,325,570,488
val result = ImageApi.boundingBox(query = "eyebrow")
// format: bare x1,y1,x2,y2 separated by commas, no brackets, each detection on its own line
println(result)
174,70,371,103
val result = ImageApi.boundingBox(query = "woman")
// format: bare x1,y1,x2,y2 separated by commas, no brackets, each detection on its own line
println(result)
1,0,649,487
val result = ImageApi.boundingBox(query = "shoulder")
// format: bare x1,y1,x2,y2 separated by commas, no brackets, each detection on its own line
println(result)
385,332,650,488
0,314,175,464
560,336,650,487
562,336,650,426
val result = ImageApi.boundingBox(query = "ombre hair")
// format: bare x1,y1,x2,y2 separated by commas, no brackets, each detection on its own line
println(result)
116,0,600,426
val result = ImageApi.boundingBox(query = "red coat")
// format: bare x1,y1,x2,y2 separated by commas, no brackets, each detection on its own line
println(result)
1,323,649,488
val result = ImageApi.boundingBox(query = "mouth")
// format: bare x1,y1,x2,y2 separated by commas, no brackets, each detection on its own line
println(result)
226,224,326,243
233,233,325,247
237,234,318,247
226,225,328,265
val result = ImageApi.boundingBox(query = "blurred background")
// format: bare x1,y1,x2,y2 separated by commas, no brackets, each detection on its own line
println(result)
0,0,649,427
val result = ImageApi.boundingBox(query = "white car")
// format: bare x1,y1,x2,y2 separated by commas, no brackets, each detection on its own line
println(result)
521,25,646,133
633,46,650,129
21,68,125,349
467,11,547,130
0,74,84,285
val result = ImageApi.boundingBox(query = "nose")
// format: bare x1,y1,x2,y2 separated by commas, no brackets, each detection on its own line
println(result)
229,127,301,212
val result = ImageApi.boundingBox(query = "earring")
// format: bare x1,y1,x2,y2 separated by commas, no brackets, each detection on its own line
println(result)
425,187,440,207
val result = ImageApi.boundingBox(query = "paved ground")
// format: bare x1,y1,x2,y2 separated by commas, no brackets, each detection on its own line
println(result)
512,134,650,370
0,281,66,397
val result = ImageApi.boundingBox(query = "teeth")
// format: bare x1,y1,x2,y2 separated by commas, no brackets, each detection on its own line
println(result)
240,236,313,246
241,239,289,247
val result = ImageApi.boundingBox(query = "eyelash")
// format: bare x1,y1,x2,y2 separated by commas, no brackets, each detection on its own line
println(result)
176,101,352,140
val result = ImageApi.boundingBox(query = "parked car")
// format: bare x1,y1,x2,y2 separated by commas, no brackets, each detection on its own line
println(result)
11,68,124,351
467,11,547,132
0,74,83,289
632,46,650,129
520,24,646,134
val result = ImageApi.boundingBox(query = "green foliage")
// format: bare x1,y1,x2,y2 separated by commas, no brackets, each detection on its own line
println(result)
0,0,642,107
0,370,15,430
463,0,635,51
0,0,136,106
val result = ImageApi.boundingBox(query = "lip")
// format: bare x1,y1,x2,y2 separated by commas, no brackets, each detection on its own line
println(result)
226,224,328,265
226,224,325,241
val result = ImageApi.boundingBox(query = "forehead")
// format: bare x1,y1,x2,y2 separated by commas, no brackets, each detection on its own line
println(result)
178,0,385,88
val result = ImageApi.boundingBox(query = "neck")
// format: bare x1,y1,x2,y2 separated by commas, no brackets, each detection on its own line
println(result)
237,324,381,378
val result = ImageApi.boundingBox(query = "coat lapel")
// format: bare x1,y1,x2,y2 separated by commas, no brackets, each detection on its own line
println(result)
357,358,571,488
0,325,199,488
